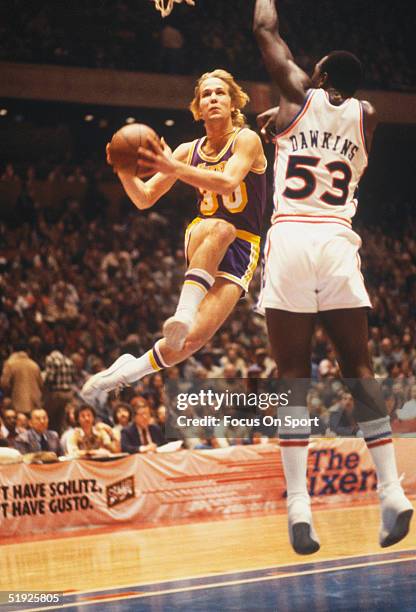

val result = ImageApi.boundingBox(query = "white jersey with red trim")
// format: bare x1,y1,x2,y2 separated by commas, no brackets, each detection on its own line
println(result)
272,88,368,225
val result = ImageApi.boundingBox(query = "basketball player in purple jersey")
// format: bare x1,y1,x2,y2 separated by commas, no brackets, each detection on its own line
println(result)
82,69,266,403
253,0,413,554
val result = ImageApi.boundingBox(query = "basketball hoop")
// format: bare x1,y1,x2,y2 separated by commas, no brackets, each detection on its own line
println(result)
153,0,195,18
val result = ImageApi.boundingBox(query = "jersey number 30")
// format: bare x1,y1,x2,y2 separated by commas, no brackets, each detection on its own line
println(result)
200,182,248,215
283,155,352,206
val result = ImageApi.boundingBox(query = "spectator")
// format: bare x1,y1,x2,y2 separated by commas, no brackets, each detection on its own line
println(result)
251,348,275,379
121,405,165,454
0,407,19,447
14,408,62,455
112,402,132,451
328,392,358,437
0,343,43,415
16,411,29,433
197,350,223,378
396,385,416,420
307,394,328,436
130,395,151,413
156,404,167,428
219,344,247,377
373,338,396,376
43,346,76,434
318,358,339,380
66,405,116,457
70,352,89,390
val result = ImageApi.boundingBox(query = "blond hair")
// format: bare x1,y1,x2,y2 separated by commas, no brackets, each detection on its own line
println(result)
189,69,249,127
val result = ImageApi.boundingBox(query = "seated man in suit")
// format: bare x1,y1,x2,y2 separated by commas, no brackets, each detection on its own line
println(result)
14,408,62,456
121,404,165,454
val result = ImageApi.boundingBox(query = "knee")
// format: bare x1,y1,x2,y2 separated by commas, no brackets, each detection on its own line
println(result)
208,220,237,245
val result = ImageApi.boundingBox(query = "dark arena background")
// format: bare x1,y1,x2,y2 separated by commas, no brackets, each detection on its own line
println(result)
0,1,415,611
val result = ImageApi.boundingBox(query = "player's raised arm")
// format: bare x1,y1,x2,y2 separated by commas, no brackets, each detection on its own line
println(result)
253,0,309,104
137,129,265,197
108,141,191,210
360,100,378,152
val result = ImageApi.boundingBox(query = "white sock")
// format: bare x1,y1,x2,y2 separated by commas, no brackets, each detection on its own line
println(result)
123,341,168,384
358,416,399,488
279,405,311,498
280,444,310,497
174,268,215,323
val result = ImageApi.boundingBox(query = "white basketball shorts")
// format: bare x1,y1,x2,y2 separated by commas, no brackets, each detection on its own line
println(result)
257,220,371,313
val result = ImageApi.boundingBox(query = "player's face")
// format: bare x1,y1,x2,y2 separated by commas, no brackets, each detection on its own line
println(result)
198,77,233,123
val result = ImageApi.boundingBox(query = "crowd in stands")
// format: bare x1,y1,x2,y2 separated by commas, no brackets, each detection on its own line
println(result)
2,0,413,92
1,158,416,458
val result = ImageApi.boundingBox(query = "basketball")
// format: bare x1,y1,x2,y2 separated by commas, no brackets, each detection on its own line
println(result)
109,123,159,177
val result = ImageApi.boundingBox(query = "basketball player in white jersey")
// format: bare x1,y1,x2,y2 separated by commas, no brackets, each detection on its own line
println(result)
254,0,413,555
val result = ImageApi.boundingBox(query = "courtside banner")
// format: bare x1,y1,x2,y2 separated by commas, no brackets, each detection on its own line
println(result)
0,440,415,537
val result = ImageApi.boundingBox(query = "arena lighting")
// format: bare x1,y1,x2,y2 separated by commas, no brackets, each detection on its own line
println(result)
125,117,136,124
165,119,175,126
84,114,94,122
0,108,7,116
99,119,108,128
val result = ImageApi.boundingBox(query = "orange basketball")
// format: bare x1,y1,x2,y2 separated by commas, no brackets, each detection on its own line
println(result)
109,123,159,177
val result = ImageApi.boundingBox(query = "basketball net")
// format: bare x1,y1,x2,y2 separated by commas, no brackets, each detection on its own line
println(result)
153,0,195,18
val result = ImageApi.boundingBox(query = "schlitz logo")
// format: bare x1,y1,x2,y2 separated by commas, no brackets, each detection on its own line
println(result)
106,475,135,508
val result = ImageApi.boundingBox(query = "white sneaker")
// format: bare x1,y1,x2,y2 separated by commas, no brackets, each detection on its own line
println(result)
378,481,414,547
287,493,320,555
163,316,191,351
80,354,136,404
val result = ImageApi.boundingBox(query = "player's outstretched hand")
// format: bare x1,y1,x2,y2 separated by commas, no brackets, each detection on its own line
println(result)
257,106,280,143
137,137,176,176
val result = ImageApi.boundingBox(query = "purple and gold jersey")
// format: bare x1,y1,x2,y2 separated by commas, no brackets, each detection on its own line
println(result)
187,128,267,238
184,128,266,293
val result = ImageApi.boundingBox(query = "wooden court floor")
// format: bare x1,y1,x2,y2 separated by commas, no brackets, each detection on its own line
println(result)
1,501,416,611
